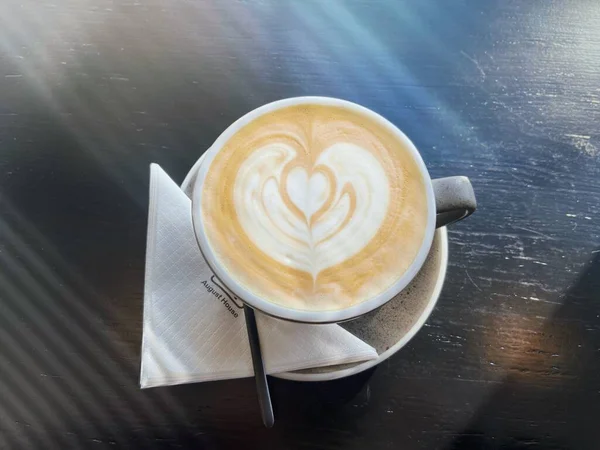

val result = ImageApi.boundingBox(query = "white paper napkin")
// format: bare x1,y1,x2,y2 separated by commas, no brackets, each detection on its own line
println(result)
140,164,377,388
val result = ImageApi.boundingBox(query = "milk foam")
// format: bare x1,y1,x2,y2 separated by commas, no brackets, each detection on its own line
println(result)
233,142,390,280
200,104,429,311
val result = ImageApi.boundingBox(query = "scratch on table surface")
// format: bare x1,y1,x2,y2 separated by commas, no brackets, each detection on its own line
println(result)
529,296,562,306
507,171,521,182
484,50,495,63
535,91,558,98
564,134,598,157
460,51,486,79
450,230,549,241
514,226,553,240
392,375,502,385
5,74,22,78
506,237,527,259
466,270,482,291
507,279,560,293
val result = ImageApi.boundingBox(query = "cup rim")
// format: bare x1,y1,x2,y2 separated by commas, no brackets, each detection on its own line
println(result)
191,96,436,323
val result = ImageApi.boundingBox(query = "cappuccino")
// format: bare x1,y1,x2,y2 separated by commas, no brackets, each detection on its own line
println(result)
199,104,428,311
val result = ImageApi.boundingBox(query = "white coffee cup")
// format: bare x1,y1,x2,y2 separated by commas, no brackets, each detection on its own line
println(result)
191,97,476,323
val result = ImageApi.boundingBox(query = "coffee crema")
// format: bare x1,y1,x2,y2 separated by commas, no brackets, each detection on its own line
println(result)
200,104,428,311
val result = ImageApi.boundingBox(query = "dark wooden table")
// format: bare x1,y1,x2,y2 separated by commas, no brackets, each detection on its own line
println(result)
1,1,599,449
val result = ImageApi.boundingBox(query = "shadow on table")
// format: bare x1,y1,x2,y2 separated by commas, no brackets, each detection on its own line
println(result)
444,251,600,450
270,367,377,419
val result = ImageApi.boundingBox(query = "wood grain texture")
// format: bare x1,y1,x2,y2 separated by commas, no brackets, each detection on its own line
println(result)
0,0,599,449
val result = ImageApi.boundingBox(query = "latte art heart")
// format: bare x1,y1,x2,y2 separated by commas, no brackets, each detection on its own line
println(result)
200,103,429,311
234,143,390,280
285,167,329,222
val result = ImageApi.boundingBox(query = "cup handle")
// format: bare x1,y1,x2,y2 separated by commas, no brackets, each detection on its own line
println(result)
432,176,477,228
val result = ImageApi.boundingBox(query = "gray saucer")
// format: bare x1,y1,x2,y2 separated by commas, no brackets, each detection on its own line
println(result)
181,156,448,382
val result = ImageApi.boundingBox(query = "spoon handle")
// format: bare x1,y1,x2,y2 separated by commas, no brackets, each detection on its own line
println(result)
244,306,274,428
